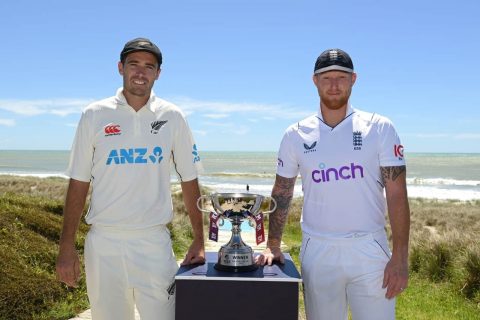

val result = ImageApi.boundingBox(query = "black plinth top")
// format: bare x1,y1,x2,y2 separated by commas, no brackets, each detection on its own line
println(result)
175,252,302,282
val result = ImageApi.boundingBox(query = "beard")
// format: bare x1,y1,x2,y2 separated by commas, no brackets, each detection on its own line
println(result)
319,88,352,110
123,80,153,98
125,86,150,97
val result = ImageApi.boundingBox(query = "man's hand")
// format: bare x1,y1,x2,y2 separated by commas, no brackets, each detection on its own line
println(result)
255,247,285,266
56,245,81,288
383,255,408,299
181,239,205,266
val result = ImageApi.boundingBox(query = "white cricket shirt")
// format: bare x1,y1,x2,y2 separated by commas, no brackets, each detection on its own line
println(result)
66,88,202,228
276,106,405,236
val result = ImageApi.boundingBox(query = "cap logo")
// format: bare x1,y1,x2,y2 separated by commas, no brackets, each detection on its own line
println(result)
329,50,339,61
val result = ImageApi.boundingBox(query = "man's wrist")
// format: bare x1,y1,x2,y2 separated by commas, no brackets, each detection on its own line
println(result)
267,239,282,248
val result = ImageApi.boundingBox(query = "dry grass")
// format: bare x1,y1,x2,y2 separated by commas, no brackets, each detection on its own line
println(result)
406,198,480,303
0,176,210,319
1,176,479,318
0,175,69,201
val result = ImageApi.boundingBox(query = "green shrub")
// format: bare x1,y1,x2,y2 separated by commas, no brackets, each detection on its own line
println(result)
409,245,422,273
0,192,88,320
425,241,454,282
462,246,480,301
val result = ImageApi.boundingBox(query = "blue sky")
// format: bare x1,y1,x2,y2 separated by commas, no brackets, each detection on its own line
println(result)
0,0,479,152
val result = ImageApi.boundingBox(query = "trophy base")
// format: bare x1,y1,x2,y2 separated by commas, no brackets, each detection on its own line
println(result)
214,263,258,273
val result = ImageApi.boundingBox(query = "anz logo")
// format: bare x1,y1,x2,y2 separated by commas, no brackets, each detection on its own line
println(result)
106,147,163,165
192,144,201,163
303,141,317,154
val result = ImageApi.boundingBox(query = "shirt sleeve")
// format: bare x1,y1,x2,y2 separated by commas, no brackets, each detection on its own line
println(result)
377,117,406,167
65,110,94,182
171,112,202,182
276,128,299,178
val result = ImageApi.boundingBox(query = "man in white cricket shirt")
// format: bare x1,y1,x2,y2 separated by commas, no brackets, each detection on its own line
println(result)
257,49,410,319
56,37,205,320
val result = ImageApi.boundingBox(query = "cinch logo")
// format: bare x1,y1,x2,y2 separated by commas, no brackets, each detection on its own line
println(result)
106,147,163,165
311,162,364,183
104,124,121,136
394,144,404,159
192,144,200,163
303,141,317,154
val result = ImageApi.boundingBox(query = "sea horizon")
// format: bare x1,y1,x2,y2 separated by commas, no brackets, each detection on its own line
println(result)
1,150,480,201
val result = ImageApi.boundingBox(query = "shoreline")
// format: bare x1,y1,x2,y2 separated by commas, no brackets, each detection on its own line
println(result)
1,174,479,203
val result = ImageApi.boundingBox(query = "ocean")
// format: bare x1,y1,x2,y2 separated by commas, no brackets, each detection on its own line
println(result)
1,150,479,201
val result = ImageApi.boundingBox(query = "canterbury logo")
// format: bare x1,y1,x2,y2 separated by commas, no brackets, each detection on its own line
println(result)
151,120,168,134
104,124,121,136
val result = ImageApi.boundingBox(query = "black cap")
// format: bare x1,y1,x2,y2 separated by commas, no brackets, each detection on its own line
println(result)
120,37,162,66
314,49,354,74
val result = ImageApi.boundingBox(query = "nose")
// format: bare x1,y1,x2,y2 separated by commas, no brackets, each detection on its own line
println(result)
134,65,147,75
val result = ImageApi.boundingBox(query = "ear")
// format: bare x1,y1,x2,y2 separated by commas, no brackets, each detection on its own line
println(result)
155,68,161,80
118,61,124,76
351,72,357,85
312,74,319,86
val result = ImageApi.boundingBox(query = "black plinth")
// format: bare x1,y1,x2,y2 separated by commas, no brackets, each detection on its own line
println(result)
175,251,302,320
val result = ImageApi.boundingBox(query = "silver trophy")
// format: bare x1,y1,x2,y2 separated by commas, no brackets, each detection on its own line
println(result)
197,193,277,272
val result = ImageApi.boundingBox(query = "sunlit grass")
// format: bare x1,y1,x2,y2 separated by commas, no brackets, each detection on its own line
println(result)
1,176,479,319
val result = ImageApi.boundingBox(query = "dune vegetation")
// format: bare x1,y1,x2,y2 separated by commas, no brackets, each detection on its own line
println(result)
0,175,479,319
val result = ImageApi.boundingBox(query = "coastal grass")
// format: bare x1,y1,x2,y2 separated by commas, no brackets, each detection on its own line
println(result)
1,175,480,319
274,197,480,319
0,176,203,320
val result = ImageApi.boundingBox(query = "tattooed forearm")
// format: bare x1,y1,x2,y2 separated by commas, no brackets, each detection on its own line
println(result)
381,166,406,184
268,175,296,247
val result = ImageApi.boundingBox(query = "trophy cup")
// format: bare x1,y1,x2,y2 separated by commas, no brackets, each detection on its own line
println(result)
197,193,277,272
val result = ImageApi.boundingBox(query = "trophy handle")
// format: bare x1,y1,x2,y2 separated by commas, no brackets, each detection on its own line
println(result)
196,195,212,213
261,197,277,214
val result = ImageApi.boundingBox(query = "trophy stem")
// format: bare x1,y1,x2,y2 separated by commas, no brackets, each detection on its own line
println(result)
215,218,258,272
226,219,246,248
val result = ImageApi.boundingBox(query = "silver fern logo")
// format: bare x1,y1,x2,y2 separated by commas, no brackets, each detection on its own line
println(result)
150,120,168,134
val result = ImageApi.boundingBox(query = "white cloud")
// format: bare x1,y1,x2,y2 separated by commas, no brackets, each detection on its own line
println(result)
0,118,15,126
193,129,207,136
203,113,229,119
233,126,250,135
0,98,93,117
170,96,310,120
198,121,250,135
454,133,480,140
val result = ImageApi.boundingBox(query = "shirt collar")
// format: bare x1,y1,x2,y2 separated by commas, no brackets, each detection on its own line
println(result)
115,87,157,113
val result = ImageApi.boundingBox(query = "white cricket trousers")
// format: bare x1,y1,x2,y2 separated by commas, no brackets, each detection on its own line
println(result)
300,230,395,320
84,225,179,320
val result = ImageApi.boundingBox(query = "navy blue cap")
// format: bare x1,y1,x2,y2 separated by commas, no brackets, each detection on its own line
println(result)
314,49,354,74
120,37,162,66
